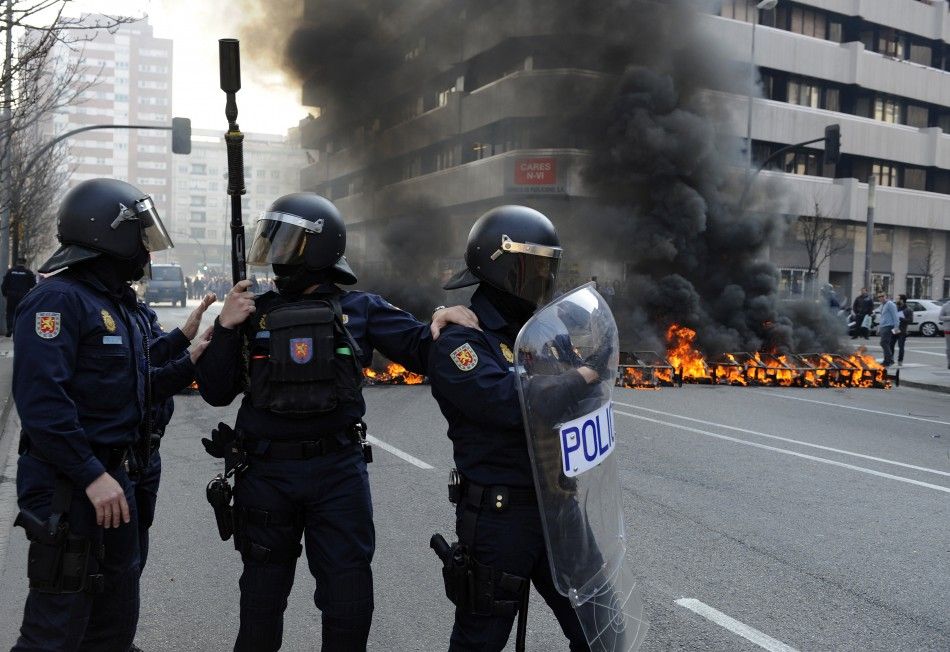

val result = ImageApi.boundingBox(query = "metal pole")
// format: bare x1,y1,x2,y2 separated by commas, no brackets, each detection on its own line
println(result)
0,0,13,334
864,175,876,293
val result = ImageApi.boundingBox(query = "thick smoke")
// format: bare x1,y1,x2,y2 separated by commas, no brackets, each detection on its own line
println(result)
237,0,844,354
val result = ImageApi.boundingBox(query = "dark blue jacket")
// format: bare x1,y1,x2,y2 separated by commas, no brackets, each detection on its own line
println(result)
2,265,36,299
13,270,147,489
195,287,432,440
138,303,195,431
427,288,588,487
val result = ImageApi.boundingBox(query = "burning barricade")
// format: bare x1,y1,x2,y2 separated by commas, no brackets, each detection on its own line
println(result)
363,361,426,385
617,324,893,390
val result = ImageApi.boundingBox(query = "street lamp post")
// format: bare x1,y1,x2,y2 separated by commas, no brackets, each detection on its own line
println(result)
747,0,779,170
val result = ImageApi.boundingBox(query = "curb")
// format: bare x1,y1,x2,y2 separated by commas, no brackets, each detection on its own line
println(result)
897,379,950,395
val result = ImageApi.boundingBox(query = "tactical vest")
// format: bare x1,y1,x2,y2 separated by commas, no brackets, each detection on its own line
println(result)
248,295,363,417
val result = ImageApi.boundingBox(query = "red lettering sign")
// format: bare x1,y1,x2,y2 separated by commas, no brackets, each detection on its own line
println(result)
514,157,557,185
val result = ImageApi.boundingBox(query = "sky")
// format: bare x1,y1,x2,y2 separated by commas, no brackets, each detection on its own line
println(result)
59,0,307,135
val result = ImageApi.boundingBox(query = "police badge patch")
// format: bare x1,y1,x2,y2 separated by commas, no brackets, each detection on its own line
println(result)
451,343,478,371
101,309,117,333
35,312,61,339
290,338,313,364
499,342,514,363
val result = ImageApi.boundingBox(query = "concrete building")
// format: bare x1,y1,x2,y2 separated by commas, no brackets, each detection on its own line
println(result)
47,16,175,218
167,128,306,276
297,0,950,303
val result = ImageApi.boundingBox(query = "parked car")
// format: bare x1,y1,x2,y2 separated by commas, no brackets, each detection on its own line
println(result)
871,298,944,337
144,263,187,306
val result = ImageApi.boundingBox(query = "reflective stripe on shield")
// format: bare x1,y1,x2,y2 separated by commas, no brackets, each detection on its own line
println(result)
514,282,649,651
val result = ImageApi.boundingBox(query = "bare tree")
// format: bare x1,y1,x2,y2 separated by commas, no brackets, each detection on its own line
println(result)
908,231,936,298
0,2,137,261
797,198,849,296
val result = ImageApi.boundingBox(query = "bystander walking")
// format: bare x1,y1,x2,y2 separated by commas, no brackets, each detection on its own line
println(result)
877,292,899,367
940,300,950,370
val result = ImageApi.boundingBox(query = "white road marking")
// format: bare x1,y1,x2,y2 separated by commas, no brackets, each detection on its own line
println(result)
675,598,800,652
615,411,950,494
614,402,950,478
365,435,433,470
750,391,950,426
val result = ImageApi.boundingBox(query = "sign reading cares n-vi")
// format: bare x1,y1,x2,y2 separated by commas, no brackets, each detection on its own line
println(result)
559,403,615,477
506,156,566,194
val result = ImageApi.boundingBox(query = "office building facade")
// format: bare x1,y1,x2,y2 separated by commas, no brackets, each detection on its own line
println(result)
298,0,950,302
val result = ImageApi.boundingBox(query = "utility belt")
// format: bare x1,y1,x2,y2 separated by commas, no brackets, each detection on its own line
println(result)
430,469,531,652
13,475,104,595
202,421,373,546
21,436,141,476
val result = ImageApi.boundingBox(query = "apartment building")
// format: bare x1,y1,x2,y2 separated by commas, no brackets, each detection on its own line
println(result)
167,128,306,275
47,16,175,218
297,0,950,302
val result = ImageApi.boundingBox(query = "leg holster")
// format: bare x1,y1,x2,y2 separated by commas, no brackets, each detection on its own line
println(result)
14,477,104,595
233,505,303,564
431,473,529,617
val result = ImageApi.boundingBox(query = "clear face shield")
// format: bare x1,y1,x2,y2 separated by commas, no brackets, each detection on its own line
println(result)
247,211,326,266
492,234,562,306
111,196,174,252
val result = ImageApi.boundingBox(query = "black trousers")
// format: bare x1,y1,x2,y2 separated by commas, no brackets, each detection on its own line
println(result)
6,295,22,334
448,501,589,652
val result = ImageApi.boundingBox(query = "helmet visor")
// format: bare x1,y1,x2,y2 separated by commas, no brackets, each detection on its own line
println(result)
494,242,562,306
247,211,326,266
111,196,174,252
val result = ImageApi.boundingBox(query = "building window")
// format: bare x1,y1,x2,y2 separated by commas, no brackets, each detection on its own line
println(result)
190,211,206,223
190,195,206,207
721,0,756,22
905,275,931,299
779,269,808,298
943,278,950,299
872,163,899,187
190,227,206,239
871,273,892,297
191,163,206,175
904,167,927,191
874,97,902,124
906,104,930,129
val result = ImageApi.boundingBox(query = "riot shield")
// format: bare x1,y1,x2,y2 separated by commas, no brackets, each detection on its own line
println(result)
514,283,648,651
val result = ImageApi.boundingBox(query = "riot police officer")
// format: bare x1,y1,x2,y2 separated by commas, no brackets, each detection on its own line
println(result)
194,192,476,651
11,178,174,651
428,206,597,651
2,256,37,335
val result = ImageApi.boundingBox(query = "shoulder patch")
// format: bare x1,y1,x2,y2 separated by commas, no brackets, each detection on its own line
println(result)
101,309,117,333
450,343,479,371
499,342,514,363
36,312,61,339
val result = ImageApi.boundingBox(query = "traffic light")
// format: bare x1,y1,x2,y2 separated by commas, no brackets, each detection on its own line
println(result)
172,117,192,155
823,123,840,167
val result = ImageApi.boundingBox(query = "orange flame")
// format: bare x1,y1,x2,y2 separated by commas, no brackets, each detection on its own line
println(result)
363,362,425,385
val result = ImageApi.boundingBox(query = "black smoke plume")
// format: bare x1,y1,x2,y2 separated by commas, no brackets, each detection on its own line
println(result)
237,0,845,353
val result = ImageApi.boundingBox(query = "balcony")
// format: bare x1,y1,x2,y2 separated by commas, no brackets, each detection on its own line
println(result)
708,15,950,107
331,149,591,221
714,91,950,168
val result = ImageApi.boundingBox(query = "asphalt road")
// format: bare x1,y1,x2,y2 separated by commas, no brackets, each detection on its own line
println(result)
0,300,948,650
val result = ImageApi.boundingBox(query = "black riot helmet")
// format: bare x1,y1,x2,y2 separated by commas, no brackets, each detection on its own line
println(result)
39,178,174,273
444,205,562,307
247,192,356,285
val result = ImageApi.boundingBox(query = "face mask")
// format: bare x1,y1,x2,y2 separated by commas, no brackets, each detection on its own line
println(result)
274,265,329,297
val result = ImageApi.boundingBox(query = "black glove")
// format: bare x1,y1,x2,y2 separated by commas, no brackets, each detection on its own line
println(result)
201,422,246,476
583,342,614,379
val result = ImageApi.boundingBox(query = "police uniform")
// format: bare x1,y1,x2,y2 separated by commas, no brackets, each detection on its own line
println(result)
10,178,175,652
195,191,443,652
13,271,148,651
2,262,37,334
429,288,590,652
135,304,196,570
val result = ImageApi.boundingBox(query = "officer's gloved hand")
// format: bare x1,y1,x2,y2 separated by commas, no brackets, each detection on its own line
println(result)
582,342,614,380
201,422,236,459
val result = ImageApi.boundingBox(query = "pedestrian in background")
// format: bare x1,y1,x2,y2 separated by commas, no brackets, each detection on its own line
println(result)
1,256,37,336
940,300,950,369
851,287,873,339
877,291,899,367
896,294,913,366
